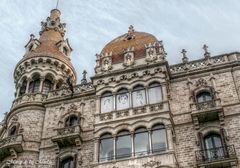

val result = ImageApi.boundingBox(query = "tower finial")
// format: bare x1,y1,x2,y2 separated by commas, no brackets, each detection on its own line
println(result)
56,0,60,9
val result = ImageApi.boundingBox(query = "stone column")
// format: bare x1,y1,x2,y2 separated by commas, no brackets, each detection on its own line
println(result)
96,95,101,114
166,125,173,150
129,89,133,108
16,84,21,98
25,78,31,94
161,84,168,101
148,129,152,154
94,138,99,162
113,92,116,111
113,134,116,160
131,132,134,157
145,86,149,104
39,76,45,92
53,79,57,90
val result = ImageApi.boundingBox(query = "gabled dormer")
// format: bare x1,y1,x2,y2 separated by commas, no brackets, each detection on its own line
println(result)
24,34,40,54
56,38,72,57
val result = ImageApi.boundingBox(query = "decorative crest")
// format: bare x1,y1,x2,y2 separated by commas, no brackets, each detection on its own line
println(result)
181,49,188,63
196,78,208,87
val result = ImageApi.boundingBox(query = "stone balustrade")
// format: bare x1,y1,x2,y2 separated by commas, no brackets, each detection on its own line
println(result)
170,52,239,75
95,101,169,123
11,93,47,109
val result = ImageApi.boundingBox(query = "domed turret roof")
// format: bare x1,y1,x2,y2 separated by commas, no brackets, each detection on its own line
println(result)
101,26,159,63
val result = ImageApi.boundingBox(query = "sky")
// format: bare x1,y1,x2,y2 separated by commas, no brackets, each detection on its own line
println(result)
0,0,240,120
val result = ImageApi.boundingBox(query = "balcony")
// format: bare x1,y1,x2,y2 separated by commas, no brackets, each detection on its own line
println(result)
11,93,47,110
195,145,238,168
191,99,224,128
0,134,24,161
96,101,169,123
52,125,82,148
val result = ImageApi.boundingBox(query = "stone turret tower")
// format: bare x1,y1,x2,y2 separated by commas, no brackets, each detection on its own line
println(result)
0,9,76,166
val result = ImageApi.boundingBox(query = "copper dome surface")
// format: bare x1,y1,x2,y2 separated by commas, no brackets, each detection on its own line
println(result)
101,31,159,63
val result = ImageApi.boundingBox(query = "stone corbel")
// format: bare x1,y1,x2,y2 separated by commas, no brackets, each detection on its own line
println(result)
9,148,18,159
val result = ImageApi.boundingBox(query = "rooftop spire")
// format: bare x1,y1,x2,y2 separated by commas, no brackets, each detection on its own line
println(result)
39,9,66,42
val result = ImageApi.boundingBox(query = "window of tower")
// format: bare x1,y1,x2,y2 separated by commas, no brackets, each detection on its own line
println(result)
29,74,40,93
63,47,68,56
132,85,146,107
151,124,167,153
196,91,213,103
134,127,149,156
116,88,129,110
101,91,114,113
116,130,131,159
99,133,114,162
42,79,53,94
19,80,27,96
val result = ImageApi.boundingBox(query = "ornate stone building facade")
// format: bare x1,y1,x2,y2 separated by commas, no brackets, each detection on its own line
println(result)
0,9,240,168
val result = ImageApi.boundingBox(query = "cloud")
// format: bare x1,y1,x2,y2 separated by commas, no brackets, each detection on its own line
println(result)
0,0,240,120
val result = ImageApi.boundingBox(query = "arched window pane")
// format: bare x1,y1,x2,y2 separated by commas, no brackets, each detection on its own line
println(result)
132,86,146,107
29,79,40,93
9,126,17,136
116,89,129,110
61,157,74,168
204,134,223,160
148,83,162,104
116,131,131,159
101,92,113,113
42,79,53,94
197,92,212,103
134,128,149,156
152,125,167,153
19,81,27,96
65,116,79,127
99,134,114,162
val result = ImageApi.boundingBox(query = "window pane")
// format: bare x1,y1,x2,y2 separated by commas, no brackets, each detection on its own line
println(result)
116,133,131,159
132,89,146,107
149,86,162,104
152,128,167,153
116,93,129,110
99,137,114,162
62,157,74,168
101,96,113,113
197,92,212,103
42,80,53,94
134,130,149,156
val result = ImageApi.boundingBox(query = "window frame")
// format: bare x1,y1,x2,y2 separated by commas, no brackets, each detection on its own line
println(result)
99,133,114,162
132,85,146,108
148,82,163,104
151,124,168,153
116,88,130,110
100,91,114,113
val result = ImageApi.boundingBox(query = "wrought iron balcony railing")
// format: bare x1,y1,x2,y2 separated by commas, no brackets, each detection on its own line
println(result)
195,145,236,164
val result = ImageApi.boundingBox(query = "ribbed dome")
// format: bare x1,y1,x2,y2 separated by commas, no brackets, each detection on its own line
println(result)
101,27,159,64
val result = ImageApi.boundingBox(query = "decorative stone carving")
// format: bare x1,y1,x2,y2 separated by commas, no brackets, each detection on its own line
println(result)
181,49,189,63
195,78,208,87
56,39,72,57
39,9,66,37
142,160,161,168
145,42,157,62
123,47,135,67
24,34,40,54
124,25,135,41
203,44,211,59
101,52,112,71
68,104,78,113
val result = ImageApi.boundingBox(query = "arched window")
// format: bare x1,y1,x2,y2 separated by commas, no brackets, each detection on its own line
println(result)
9,125,17,136
42,79,53,94
19,80,27,96
101,91,113,113
63,47,68,56
134,127,149,156
116,88,129,110
65,115,79,127
61,156,75,168
116,130,131,159
197,91,213,103
29,75,40,93
148,82,162,104
151,124,167,153
132,85,146,107
99,133,114,162
204,133,224,160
